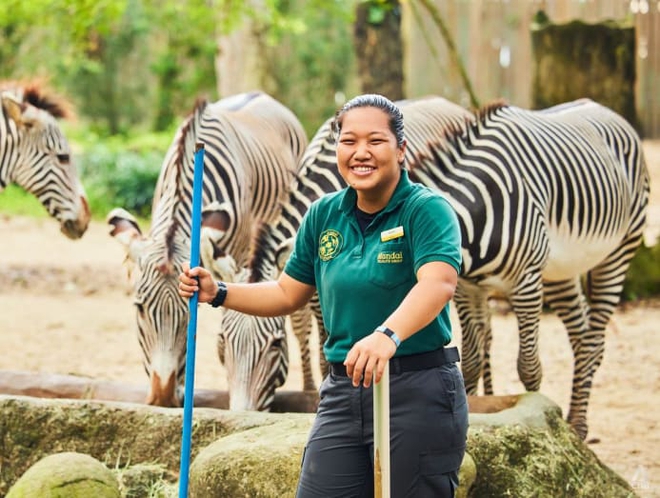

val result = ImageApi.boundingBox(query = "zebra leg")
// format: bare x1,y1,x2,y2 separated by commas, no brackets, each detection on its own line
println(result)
509,272,545,393
453,281,492,395
289,305,316,391
543,277,590,437
481,313,494,394
567,237,642,439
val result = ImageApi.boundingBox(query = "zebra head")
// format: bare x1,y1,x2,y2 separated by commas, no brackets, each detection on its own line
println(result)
1,84,90,239
213,223,294,411
107,207,189,407
218,310,289,411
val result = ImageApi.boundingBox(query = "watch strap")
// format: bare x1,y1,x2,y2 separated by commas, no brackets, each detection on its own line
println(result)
375,325,401,348
210,281,228,308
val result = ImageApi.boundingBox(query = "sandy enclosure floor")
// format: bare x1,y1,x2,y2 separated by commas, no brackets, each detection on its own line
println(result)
1,141,659,496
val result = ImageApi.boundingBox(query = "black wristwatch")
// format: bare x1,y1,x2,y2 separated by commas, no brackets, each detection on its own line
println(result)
210,281,228,308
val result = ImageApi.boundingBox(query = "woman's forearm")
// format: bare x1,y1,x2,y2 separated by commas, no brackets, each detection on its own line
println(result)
381,262,458,341
222,273,315,317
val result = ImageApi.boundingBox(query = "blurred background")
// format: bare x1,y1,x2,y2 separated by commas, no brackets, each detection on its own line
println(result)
1,0,658,297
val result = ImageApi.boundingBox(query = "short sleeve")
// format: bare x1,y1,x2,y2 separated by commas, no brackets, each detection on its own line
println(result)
408,193,462,274
283,203,318,286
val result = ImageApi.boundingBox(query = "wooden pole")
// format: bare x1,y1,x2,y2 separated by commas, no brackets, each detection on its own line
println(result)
373,362,391,498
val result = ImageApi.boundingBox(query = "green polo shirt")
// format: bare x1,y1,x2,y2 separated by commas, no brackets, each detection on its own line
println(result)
284,169,462,363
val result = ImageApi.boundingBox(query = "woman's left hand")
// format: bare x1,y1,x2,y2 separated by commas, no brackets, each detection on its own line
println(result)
343,332,397,388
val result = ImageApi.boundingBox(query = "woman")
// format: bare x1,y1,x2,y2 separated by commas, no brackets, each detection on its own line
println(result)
178,94,468,497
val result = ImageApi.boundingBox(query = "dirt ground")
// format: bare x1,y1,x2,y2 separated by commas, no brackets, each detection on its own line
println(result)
1,141,659,496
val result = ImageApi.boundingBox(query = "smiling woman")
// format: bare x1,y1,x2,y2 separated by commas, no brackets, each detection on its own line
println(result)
178,93,467,497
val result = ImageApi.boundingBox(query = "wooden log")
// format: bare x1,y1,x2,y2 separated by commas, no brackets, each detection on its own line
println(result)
0,370,518,415
0,370,319,413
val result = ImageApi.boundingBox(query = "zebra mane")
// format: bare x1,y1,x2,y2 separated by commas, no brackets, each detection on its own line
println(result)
246,221,277,283
164,97,207,262
0,80,72,119
475,99,508,123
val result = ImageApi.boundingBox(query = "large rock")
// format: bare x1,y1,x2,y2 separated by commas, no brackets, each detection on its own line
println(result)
189,417,311,497
6,452,120,498
187,392,634,497
189,417,478,497
467,393,635,497
0,394,308,497
0,393,637,497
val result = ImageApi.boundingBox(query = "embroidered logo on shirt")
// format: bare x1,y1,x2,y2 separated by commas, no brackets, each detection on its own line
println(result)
377,251,403,263
380,226,404,242
319,229,343,261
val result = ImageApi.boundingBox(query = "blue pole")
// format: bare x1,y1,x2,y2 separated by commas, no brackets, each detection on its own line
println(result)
178,142,205,497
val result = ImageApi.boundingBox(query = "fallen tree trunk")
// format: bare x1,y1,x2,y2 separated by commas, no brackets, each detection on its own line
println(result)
0,369,516,414
0,370,319,413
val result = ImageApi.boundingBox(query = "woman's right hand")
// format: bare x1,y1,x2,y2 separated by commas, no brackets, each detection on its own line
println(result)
178,262,217,304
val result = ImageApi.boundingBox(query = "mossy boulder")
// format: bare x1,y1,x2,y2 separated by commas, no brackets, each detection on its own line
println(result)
189,417,312,497
467,393,635,497
0,392,637,497
186,392,635,498
0,394,306,496
6,452,120,498
188,418,478,497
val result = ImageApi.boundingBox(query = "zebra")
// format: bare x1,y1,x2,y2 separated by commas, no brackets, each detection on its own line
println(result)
106,91,307,407
0,81,90,238
218,95,476,410
225,96,649,441
449,98,649,440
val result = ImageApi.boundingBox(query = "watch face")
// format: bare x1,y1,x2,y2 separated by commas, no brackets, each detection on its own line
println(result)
377,326,400,346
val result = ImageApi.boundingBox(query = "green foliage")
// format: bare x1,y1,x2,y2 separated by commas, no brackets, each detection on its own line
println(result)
267,0,357,136
0,0,359,138
73,130,173,220
622,239,660,301
364,0,397,25
0,185,48,218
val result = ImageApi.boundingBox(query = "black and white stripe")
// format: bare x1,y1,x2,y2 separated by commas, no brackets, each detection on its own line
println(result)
0,83,89,238
226,97,649,440
107,92,307,408
423,99,648,439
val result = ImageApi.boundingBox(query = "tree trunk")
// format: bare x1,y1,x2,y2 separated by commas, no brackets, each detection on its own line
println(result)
215,2,268,98
531,14,639,132
354,0,405,100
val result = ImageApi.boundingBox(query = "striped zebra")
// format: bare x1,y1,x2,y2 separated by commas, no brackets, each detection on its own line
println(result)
218,96,475,410
0,81,90,238
106,92,307,407
449,98,649,439
226,96,648,440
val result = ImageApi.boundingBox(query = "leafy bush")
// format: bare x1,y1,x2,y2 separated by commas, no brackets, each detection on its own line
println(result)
622,239,660,301
72,129,174,220
78,145,162,219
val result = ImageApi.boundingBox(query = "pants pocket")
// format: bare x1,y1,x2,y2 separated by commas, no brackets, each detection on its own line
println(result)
415,449,465,498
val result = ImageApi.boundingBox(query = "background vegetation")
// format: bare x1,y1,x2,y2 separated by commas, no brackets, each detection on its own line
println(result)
0,0,658,300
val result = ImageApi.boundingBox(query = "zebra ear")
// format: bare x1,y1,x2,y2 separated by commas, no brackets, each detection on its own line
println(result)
1,93,44,130
275,237,295,272
200,201,238,282
2,94,26,126
106,207,146,263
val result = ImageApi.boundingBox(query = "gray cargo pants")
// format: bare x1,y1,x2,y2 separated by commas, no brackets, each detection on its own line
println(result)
295,361,468,498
